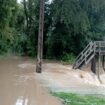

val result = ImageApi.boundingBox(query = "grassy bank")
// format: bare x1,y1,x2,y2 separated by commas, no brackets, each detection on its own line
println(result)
54,92,105,105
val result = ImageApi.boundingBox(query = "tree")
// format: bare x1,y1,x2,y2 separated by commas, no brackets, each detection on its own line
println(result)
0,0,17,54
46,0,105,58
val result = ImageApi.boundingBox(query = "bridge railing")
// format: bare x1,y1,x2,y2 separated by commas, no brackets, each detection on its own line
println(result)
95,41,105,55
73,41,105,69
73,41,95,69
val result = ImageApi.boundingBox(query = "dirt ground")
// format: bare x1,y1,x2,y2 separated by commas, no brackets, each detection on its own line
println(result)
0,56,105,105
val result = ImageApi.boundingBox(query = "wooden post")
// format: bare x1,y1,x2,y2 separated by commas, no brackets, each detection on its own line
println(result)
91,56,96,74
36,0,45,73
97,43,102,83
98,55,100,79
91,42,96,74
102,55,105,71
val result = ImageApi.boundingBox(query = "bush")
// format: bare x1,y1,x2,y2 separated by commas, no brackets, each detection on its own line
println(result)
61,53,76,64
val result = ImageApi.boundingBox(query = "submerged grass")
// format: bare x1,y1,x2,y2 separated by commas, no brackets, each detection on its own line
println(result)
54,92,105,105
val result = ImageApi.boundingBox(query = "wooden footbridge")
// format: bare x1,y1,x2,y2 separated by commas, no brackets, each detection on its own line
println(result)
73,41,105,82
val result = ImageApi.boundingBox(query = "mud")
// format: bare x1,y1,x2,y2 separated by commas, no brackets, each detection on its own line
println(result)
0,56,62,105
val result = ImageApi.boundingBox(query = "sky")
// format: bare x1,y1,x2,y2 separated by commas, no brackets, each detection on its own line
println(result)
17,0,21,3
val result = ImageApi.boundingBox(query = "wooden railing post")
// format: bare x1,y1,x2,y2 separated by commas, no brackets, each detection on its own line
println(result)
97,43,102,83
91,56,96,74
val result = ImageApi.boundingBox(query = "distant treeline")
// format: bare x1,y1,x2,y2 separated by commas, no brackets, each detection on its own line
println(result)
0,0,105,60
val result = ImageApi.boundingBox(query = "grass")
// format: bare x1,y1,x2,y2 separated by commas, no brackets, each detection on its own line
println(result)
54,92,105,105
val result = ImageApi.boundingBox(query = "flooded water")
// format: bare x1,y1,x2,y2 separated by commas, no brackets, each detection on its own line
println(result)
37,63,105,95
0,56,62,105
1,56,105,105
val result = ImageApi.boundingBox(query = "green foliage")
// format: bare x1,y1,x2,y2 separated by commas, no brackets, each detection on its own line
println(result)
61,53,75,64
0,0,105,59
54,92,105,105
0,0,18,54
46,0,105,58
12,30,27,55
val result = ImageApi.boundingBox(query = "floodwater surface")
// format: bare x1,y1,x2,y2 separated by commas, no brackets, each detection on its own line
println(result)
0,56,62,105
1,56,105,105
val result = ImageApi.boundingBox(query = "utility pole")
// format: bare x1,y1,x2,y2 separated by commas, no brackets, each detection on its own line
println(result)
36,0,45,73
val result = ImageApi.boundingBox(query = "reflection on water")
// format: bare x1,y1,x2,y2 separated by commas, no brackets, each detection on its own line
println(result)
15,96,28,105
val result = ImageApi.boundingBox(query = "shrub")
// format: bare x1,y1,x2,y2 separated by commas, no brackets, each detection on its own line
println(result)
61,53,76,64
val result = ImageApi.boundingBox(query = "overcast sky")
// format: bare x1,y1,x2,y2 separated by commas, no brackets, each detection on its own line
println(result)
17,0,52,3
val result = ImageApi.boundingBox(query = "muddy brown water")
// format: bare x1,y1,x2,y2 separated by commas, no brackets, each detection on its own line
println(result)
1,56,105,105
0,56,62,105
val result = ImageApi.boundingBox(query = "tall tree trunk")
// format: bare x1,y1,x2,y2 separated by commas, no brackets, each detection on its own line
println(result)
23,0,29,33
36,0,45,73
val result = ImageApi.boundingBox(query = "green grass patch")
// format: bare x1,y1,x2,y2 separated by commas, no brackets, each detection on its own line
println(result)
54,92,105,105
